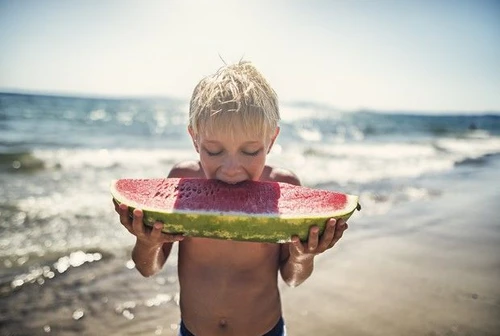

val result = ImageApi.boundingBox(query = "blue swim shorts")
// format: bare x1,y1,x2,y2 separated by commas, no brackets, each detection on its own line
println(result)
178,317,287,336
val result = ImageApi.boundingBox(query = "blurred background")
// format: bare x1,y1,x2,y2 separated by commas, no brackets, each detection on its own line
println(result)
1,0,499,335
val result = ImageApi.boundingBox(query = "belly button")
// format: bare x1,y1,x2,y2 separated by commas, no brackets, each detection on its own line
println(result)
218,319,227,328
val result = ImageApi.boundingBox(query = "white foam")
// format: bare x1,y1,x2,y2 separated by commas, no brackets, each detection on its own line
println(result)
436,137,500,159
270,135,500,186
32,148,196,171
306,142,439,159
297,127,323,142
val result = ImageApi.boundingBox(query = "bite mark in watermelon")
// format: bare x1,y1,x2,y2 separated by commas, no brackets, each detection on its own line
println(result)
110,178,360,243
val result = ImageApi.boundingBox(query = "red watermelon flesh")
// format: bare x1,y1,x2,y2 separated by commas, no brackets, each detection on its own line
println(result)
113,178,352,216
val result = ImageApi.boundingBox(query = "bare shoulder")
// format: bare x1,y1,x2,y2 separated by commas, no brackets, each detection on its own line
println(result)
264,166,301,186
168,160,204,178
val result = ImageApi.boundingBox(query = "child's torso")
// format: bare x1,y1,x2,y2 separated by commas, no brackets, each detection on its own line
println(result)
167,161,293,335
177,237,283,336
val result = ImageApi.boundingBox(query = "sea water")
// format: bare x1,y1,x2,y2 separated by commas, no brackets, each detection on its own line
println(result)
1,92,499,333
2,92,500,261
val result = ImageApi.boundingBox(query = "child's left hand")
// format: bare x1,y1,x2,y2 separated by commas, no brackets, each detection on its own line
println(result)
289,218,348,261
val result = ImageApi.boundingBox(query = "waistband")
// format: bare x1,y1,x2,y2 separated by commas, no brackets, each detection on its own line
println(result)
179,317,285,336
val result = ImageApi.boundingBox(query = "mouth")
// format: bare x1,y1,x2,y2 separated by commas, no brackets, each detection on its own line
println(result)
216,178,247,185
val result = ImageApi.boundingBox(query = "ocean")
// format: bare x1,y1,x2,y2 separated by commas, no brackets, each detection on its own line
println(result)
1,92,500,335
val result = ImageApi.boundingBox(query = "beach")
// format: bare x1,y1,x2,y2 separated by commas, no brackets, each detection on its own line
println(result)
281,158,500,336
1,93,500,336
1,156,499,336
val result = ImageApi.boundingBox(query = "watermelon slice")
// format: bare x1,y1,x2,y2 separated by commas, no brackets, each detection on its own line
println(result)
111,178,360,243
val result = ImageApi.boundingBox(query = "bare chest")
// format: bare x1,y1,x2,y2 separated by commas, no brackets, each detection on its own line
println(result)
178,238,280,273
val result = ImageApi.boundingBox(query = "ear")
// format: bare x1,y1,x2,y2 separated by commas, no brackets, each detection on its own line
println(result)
267,127,280,153
188,126,199,153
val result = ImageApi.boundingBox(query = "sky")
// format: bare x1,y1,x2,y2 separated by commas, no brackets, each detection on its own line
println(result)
0,0,499,112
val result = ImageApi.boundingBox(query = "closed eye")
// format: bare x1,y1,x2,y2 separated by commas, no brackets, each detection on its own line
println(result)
242,150,261,156
205,149,223,156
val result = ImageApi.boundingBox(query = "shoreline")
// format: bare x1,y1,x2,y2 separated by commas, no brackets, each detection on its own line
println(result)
2,160,499,335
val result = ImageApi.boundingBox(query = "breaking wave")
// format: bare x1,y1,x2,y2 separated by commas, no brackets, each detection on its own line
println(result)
0,151,46,173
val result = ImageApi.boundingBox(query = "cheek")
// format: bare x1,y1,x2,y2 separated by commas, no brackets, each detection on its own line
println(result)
199,153,219,169
199,153,232,179
250,153,266,165
242,153,267,174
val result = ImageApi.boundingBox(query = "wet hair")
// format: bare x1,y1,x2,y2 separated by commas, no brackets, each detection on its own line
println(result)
189,61,280,138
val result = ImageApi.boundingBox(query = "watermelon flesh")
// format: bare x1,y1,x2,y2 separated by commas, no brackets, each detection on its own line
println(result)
111,178,360,243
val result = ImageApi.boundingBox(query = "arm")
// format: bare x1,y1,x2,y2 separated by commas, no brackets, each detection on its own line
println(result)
116,204,183,277
114,162,201,277
272,168,348,287
279,243,314,288
279,218,347,287
274,171,314,287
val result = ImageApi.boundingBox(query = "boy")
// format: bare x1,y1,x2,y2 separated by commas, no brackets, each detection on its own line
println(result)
114,61,348,336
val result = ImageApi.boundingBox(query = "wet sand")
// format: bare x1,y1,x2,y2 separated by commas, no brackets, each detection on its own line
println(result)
2,165,500,335
281,166,500,335
1,249,184,336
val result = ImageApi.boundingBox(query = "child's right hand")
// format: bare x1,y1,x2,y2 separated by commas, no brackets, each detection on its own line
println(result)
113,200,184,246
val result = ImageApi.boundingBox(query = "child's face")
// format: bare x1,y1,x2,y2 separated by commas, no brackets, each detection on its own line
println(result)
189,124,279,184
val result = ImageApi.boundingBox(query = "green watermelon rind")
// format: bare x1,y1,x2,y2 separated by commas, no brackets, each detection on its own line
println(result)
111,181,360,243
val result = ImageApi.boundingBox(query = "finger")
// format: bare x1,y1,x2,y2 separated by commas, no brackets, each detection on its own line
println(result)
150,221,165,241
289,236,304,257
307,226,320,252
328,221,348,248
118,204,131,227
149,220,185,243
318,218,336,250
131,208,146,235
336,218,346,227
167,234,185,243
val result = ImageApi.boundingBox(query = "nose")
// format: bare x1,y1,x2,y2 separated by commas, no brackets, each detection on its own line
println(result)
219,155,243,182
221,155,241,175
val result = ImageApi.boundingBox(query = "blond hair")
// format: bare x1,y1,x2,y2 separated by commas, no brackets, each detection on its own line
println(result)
189,61,280,138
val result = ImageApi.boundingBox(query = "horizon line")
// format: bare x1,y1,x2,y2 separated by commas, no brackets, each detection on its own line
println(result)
1,88,499,116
